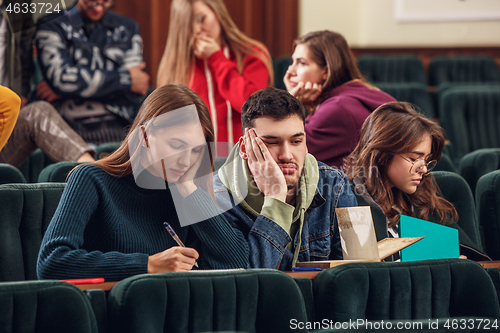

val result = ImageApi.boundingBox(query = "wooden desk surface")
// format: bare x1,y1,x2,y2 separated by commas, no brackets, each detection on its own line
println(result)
76,270,321,291
478,260,500,268
76,262,500,291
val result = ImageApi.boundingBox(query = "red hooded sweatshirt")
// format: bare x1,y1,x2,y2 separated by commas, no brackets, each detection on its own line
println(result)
190,47,269,156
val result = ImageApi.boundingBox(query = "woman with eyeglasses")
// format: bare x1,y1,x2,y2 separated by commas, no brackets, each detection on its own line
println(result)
156,0,273,155
344,101,488,261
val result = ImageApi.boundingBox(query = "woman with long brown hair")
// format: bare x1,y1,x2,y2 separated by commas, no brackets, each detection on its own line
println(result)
37,84,248,281
157,0,273,154
345,101,488,260
284,30,395,169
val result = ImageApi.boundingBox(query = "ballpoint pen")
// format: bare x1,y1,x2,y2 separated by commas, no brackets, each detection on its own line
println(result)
163,222,199,268
291,267,322,271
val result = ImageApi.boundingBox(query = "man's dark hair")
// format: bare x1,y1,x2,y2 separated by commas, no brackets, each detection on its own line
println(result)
241,87,306,131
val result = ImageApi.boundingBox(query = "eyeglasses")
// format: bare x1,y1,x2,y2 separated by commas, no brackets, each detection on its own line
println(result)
83,0,115,9
398,155,437,176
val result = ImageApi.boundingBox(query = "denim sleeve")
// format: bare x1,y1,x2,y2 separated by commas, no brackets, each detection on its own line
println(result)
246,214,292,269
214,185,292,269
35,19,143,99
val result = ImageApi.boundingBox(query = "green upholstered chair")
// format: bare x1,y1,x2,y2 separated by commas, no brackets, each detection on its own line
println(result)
313,259,500,323
356,55,426,85
476,170,500,260
0,280,98,333
95,141,122,160
432,171,484,254
18,148,55,183
376,82,435,119
433,153,457,173
429,56,500,87
438,85,500,165
38,161,81,183
273,55,292,91
108,269,309,333
460,148,500,198
0,163,27,185
0,183,65,281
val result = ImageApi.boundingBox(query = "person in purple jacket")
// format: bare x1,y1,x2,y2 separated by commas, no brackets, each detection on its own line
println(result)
284,30,395,169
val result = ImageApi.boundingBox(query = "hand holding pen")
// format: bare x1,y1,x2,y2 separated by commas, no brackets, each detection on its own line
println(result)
146,223,199,273
163,222,199,268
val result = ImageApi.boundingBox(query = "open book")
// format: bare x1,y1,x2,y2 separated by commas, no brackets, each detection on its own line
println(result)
295,206,423,269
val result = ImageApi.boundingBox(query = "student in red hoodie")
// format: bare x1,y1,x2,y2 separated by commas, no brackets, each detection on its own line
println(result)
157,0,273,155
284,30,395,169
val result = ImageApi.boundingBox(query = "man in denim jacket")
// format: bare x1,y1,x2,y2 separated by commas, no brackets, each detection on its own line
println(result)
214,87,357,270
34,0,150,144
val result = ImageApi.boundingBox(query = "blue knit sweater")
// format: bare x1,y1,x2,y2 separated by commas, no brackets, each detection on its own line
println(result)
37,164,249,281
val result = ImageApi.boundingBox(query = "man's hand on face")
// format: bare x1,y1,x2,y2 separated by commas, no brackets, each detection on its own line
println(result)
244,128,288,203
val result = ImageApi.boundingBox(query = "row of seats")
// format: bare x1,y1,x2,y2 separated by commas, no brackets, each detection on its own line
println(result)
1,260,499,333
273,54,500,88
477,169,500,261
357,55,500,129
4,82,500,186
357,55,500,87
0,172,499,331
373,84,500,166
2,145,496,204
0,152,497,259
439,85,500,165
0,142,122,185
0,171,486,281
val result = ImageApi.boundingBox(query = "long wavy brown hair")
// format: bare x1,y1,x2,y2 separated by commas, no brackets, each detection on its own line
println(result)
293,30,372,109
86,84,215,195
345,102,457,227
157,0,274,87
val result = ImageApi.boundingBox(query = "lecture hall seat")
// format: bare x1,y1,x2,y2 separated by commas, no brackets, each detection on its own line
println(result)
0,183,65,281
476,170,500,260
459,148,500,197
0,280,98,333
107,269,309,333
357,55,426,85
313,259,499,324
438,85,500,165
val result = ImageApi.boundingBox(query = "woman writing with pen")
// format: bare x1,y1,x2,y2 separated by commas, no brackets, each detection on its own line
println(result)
37,84,249,281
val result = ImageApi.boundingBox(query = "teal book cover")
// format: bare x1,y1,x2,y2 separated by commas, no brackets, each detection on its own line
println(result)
399,214,459,262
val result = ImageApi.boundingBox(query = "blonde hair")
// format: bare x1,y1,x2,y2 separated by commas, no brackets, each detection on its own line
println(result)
157,0,274,87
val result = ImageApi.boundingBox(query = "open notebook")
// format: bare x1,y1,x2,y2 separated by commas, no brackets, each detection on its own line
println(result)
295,206,423,269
